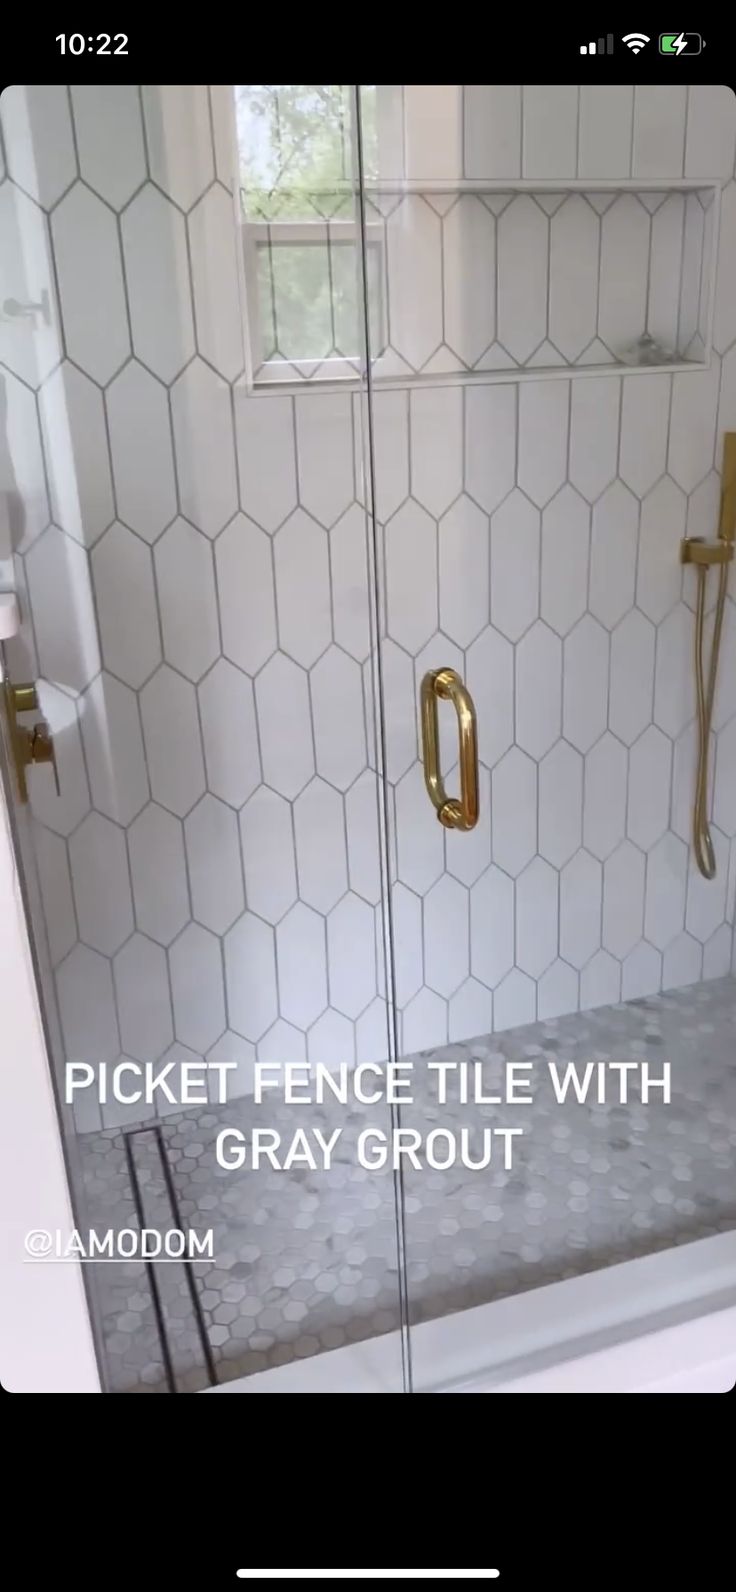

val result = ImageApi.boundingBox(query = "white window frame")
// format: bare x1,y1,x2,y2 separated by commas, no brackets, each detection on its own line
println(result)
241,214,386,388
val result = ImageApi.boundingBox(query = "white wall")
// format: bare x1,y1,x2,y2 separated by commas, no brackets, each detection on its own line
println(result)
0,742,100,1390
0,85,734,1128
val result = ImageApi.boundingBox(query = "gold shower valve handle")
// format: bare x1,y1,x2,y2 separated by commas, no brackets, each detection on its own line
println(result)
2,674,59,802
29,721,60,795
420,667,479,832
11,682,39,713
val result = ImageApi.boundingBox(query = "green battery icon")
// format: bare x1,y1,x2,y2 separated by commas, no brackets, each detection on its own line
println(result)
659,32,703,54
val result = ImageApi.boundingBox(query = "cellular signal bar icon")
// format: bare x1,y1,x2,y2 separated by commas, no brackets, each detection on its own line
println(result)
580,34,614,53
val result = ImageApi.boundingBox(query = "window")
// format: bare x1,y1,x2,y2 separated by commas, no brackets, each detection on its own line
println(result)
236,85,385,385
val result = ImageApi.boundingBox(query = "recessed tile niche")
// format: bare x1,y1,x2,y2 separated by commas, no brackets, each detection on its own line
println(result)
250,180,719,388
365,182,719,383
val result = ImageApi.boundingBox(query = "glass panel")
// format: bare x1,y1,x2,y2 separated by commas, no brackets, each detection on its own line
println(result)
269,240,334,360
360,83,736,1391
236,85,383,378
0,82,410,1393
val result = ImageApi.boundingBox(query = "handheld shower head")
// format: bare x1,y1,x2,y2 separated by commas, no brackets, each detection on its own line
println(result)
718,432,736,545
684,432,735,880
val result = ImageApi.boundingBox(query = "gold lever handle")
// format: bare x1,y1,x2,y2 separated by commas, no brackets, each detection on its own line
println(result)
29,722,61,795
11,682,39,713
1,675,60,803
420,667,479,831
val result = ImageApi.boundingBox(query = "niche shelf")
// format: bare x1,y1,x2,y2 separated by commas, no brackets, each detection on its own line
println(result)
249,178,720,392
363,179,720,387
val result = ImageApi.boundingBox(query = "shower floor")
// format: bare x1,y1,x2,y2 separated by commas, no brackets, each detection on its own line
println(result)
79,974,736,1393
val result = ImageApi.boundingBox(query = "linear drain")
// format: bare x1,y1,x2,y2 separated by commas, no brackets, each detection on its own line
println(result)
122,1124,218,1393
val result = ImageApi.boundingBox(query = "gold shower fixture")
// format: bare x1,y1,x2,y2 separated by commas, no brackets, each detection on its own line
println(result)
680,433,735,880
1,670,59,804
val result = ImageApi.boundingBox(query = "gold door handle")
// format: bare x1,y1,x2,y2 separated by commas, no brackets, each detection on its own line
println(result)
1,675,60,802
420,667,479,831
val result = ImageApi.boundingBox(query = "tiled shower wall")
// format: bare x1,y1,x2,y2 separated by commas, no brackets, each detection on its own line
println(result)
246,85,717,383
254,182,716,382
362,185,716,377
1,85,735,1134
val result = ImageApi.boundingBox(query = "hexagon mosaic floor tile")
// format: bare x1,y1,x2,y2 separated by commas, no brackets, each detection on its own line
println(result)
78,974,736,1393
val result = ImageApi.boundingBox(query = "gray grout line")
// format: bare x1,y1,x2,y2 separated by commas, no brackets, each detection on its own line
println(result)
675,193,690,355
644,208,654,335
681,85,691,180
574,84,582,181
65,87,81,179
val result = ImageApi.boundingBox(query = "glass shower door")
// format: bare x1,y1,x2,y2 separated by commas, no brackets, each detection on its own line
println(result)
0,81,412,1393
357,82,736,1389
354,90,506,1350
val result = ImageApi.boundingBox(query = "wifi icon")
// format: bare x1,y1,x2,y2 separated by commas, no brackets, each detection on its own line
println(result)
622,32,650,52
